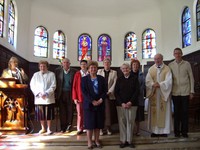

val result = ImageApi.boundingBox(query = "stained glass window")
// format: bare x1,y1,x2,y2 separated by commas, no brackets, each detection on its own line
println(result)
53,30,66,59
182,7,191,47
97,34,111,61
8,0,15,45
142,29,156,59
124,32,137,60
0,0,4,37
34,26,48,57
78,33,92,61
197,0,200,41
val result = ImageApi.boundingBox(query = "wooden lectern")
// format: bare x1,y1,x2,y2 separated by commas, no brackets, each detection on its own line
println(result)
0,77,28,134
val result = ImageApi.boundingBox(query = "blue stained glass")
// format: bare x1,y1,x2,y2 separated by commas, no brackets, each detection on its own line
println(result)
78,34,92,61
198,28,200,40
142,29,156,59
183,7,190,22
97,34,111,61
183,32,191,47
197,6,200,12
197,0,200,41
197,12,200,26
183,20,191,35
124,32,137,61
34,26,48,57
182,7,191,47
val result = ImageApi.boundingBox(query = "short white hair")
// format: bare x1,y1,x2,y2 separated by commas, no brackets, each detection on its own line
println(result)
120,63,130,70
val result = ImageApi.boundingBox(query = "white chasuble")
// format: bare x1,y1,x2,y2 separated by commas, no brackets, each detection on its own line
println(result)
146,64,173,134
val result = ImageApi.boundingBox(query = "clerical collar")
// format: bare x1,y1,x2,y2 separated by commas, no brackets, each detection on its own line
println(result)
63,68,70,74
156,64,163,68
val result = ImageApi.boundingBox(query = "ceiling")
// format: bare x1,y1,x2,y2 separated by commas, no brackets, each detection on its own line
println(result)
31,0,162,17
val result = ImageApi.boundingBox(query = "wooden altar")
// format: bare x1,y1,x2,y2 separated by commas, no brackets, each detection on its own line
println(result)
0,77,28,134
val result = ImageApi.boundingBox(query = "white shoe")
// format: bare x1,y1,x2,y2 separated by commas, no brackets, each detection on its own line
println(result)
107,129,112,135
100,129,103,136
45,130,53,135
38,129,46,134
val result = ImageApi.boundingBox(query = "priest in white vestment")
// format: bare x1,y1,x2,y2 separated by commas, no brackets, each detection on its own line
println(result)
146,53,173,137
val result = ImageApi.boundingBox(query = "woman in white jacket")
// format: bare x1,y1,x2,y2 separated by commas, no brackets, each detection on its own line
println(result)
30,60,56,135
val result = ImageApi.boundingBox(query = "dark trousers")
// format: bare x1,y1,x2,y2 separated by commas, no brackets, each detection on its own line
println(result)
59,91,74,131
172,95,189,135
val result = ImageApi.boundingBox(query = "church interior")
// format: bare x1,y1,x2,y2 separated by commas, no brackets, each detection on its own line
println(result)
0,0,200,149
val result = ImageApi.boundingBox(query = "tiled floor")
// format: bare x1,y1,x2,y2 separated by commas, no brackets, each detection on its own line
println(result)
0,114,200,150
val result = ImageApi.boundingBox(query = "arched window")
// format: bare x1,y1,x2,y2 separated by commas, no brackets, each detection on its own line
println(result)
34,26,48,57
78,33,92,61
97,34,111,61
182,7,191,47
124,32,137,60
142,29,156,59
0,0,4,37
53,30,66,59
197,0,200,41
8,0,15,45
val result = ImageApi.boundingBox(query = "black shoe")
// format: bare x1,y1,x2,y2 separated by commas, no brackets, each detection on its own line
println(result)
151,133,159,137
96,144,102,149
88,146,93,149
175,133,180,138
160,134,168,137
129,143,135,148
66,125,72,133
119,143,126,148
182,133,188,138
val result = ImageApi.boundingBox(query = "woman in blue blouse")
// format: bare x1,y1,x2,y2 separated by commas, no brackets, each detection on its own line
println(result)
81,61,106,149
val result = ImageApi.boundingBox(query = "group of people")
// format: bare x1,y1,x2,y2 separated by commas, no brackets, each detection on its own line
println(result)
0,47,194,149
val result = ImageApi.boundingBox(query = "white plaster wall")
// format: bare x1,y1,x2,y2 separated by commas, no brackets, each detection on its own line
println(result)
160,0,200,60
15,0,31,60
27,0,162,66
0,0,31,60
1,0,198,67
28,1,72,65
119,9,162,66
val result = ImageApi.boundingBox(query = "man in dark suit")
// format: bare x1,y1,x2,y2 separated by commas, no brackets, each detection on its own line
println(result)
55,58,77,133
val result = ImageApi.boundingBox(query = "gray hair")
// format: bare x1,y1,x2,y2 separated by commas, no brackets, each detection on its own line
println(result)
120,63,130,70
154,53,163,60
62,58,70,63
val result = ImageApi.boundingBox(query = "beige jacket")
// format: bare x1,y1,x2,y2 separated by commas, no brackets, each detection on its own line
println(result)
97,69,117,100
168,60,194,96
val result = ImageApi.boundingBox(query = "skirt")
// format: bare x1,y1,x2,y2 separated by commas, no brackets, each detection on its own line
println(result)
83,109,105,130
35,104,55,121
135,106,145,122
